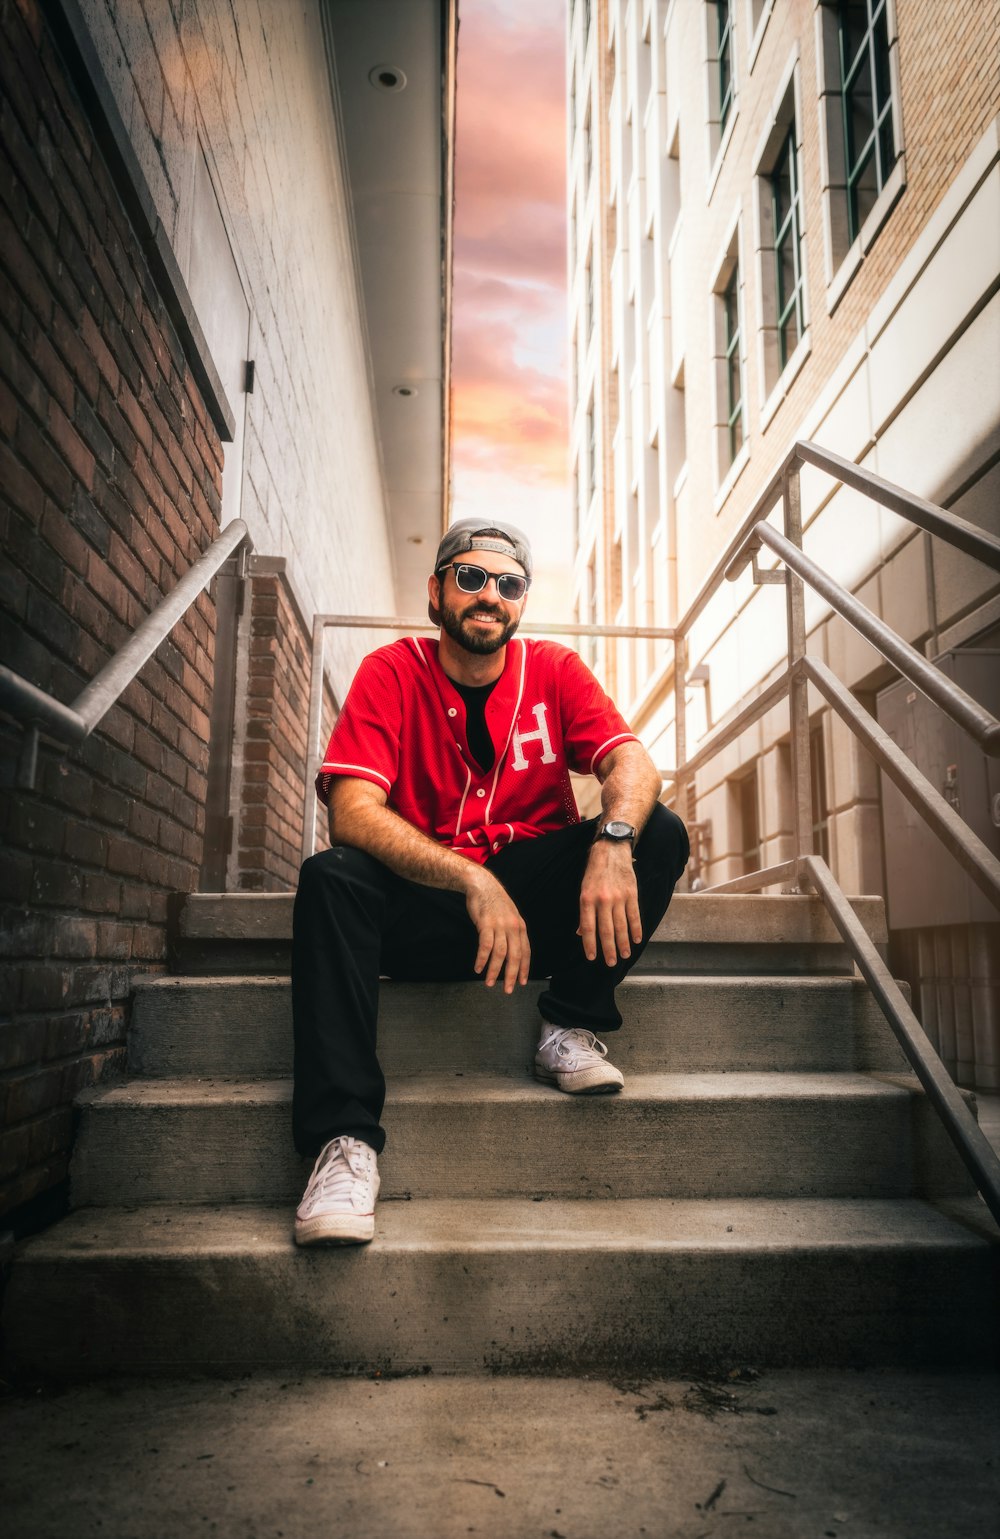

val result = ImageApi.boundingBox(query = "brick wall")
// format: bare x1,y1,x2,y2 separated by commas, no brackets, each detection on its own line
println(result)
0,0,223,1225
233,562,335,892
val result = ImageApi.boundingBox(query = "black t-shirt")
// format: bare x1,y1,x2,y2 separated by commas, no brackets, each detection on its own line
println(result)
450,676,500,772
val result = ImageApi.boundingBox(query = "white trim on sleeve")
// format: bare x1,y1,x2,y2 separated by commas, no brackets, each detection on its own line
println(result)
589,733,637,776
320,761,393,791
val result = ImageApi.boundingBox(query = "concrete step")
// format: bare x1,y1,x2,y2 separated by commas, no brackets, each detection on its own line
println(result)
128,974,907,1079
69,1072,974,1206
6,1197,997,1376
168,891,888,976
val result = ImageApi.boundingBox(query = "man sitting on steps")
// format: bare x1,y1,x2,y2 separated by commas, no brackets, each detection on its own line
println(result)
292,518,689,1245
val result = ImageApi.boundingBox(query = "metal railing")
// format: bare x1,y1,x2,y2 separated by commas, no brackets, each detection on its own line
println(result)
0,519,252,789
671,441,1000,1222
3,442,998,1221
302,439,1000,1222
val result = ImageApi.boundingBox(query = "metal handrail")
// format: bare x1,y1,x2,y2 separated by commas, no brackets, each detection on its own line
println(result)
729,521,1000,754
794,440,1000,571
803,655,1000,908
0,518,252,788
659,443,999,1222
804,854,1000,1223
309,614,676,640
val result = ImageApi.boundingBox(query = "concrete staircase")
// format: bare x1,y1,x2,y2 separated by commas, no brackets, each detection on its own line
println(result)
4,893,999,1377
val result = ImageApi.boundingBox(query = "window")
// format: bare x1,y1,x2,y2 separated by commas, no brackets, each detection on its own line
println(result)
771,128,805,370
722,266,743,464
716,1,734,134
753,62,809,411
706,1,738,168
838,0,897,243
711,220,747,490
810,725,830,862
737,768,761,875
817,0,903,295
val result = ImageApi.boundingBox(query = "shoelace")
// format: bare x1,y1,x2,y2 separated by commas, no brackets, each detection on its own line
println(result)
303,1137,371,1213
538,1027,609,1066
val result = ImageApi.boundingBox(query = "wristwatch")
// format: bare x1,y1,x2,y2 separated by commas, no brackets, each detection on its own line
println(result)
595,820,637,847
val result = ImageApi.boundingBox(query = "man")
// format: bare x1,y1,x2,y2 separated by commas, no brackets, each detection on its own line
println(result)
292,518,689,1245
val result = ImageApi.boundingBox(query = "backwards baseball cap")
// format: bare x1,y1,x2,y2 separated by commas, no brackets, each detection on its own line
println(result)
433,518,532,580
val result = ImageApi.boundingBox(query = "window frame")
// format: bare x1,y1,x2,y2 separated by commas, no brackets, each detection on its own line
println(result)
722,266,744,466
815,0,905,309
710,209,749,504
838,0,897,245
771,125,805,372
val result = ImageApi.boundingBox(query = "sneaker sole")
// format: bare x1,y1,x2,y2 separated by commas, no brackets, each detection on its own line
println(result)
294,1212,376,1246
533,1064,624,1094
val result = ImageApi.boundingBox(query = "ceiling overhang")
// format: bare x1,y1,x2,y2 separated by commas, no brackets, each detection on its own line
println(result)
324,0,456,615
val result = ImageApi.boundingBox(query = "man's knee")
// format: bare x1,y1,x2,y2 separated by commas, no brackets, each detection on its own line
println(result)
297,844,388,894
637,803,690,882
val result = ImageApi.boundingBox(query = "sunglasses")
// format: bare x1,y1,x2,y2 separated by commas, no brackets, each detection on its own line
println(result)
437,562,530,603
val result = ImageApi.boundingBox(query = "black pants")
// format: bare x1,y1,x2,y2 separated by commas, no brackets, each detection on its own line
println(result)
291,804,689,1156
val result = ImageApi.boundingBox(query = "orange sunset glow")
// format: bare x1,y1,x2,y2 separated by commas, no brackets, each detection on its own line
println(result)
451,0,571,608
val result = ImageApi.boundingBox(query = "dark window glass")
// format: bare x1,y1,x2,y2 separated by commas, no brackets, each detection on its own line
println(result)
717,1,733,134
739,770,760,875
810,726,830,863
839,0,897,243
771,127,804,369
723,267,743,462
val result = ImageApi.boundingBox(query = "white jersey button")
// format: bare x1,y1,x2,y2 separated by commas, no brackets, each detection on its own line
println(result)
476,788,486,798
447,707,457,717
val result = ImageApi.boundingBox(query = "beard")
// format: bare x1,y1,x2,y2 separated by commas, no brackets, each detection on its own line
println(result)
439,595,521,654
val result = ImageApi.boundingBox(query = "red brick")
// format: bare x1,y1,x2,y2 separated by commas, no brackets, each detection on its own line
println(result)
14,407,72,505
105,531,147,605
63,820,108,867
41,504,89,575
86,547,130,624
117,378,153,456
80,305,120,393
95,920,133,960
0,437,44,521
106,836,143,878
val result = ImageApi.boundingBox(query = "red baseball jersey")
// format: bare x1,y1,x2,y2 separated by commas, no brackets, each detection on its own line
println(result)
316,636,638,863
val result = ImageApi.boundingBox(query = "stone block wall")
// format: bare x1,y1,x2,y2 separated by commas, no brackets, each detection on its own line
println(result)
0,0,222,1223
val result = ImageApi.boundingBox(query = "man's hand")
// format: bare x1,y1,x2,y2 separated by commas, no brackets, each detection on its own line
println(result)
578,839,643,966
465,868,531,993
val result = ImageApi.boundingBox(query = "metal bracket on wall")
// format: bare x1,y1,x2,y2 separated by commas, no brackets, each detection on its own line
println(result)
752,551,787,586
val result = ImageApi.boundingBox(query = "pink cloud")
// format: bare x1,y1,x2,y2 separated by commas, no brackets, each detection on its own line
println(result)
451,2,569,492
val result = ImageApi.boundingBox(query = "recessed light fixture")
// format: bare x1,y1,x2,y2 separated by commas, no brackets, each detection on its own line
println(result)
392,385,418,398
369,64,407,92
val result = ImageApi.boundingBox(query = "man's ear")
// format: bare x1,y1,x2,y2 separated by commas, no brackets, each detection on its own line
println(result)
427,571,443,626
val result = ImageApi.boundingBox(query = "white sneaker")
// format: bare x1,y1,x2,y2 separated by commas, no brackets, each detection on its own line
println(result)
294,1136,380,1246
534,1026,625,1094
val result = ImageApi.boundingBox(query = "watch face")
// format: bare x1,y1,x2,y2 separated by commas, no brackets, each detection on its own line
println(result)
603,821,635,840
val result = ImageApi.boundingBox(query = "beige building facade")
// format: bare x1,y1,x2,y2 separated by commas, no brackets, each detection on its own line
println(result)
568,0,1000,1085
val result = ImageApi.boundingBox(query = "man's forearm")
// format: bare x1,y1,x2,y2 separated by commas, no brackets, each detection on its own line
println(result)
328,795,479,895
595,741,664,838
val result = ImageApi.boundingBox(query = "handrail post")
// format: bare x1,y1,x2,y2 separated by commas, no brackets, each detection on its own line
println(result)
783,461,813,891
674,633,689,833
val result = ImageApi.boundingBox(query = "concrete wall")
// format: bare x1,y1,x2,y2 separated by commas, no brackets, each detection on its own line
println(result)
76,0,396,687
570,0,1000,895
0,0,398,1225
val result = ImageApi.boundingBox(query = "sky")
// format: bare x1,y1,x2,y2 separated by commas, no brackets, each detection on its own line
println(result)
450,0,572,618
